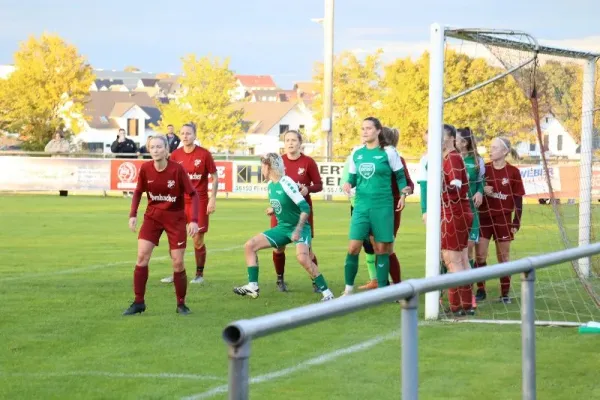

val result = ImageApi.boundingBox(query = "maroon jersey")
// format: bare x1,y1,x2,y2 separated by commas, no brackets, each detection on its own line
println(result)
479,162,525,217
282,153,322,204
392,156,415,199
170,145,217,201
129,160,198,219
442,150,470,208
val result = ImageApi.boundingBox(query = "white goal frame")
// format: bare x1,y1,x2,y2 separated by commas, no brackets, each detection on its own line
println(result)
425,23,599,320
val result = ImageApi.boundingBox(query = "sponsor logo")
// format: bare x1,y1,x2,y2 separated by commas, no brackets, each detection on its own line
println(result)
358,163,375,179
502,177,509,186
167,180,175,188
194,159,202,167
178,241,185,246
489,191,508,200
298,167,305,176
148,192,177,202
188,173,202,180
117,162,138,184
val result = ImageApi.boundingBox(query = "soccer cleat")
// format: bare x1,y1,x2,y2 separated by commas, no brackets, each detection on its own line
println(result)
176,304,191,315
190,276,204,284
160,276,174,284
233,284,260,299
276,279,288,292
499,296,512,304
358,279,378,290
321,293,334,301
340,288,354,297
475,289,487,301
123,302,146,315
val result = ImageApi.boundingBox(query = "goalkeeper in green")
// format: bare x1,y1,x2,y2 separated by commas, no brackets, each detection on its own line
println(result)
341,117,408,295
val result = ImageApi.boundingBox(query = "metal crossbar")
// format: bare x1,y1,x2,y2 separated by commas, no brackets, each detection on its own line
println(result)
222,243,600,400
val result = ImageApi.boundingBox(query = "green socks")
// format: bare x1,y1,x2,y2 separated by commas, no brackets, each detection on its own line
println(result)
314,274,329,291
247,266,259,284
375,254,390,288
366,253,376,280
344,253,359,286
469,259,475,269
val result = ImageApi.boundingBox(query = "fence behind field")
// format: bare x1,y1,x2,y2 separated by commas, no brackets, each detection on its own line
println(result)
220,243,600,400
0,152,592,202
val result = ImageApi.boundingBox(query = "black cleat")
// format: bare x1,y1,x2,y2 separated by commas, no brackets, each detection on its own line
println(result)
176,304,191,315
312,282,322,293
276,279,288,292
475,289,487,301
123,302,146,316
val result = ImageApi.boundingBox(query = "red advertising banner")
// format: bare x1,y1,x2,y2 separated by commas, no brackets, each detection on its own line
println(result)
109,159,233,192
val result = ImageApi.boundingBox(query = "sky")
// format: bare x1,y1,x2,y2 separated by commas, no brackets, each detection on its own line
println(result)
0,0,599,88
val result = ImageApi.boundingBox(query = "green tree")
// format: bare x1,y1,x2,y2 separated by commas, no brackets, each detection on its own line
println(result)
153,55,243,151
0,34,95,150
312,50,383,159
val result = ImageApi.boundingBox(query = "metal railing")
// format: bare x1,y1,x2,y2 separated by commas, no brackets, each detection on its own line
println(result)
221,243,600,400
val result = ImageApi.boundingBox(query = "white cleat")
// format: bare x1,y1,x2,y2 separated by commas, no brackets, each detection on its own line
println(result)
160,276,174,284
233,284,260,299
321,294,335,302
190,276,205,284
340,289,354,297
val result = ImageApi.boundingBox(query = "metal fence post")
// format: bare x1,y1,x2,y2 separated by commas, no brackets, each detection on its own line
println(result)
401,295,419,400
228,339,251,400
521,269,536,400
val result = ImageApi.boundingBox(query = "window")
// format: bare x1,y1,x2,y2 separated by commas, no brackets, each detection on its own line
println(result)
543,134,549,152
557,135,563,151
99,116,109,124
87,142,104,153
299,125,305,134
127,119,139,136
529,142,536,152
279,124,289,134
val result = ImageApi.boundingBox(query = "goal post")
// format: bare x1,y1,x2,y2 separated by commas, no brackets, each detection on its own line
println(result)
426,23,600,323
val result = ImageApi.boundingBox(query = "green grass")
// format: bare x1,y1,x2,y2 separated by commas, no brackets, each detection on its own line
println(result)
0,195,599,400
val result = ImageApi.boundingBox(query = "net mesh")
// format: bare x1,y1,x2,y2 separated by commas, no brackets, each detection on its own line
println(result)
439,29,600,324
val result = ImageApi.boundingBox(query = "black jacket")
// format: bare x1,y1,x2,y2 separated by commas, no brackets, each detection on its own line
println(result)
166,134,181,153
111,138,138,157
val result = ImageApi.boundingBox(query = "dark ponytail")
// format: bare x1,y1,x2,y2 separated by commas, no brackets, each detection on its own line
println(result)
363,117,387,149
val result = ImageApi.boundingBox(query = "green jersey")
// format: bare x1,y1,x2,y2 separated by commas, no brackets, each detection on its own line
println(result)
268,175,310,229
347,145,407,208
463,154,485,200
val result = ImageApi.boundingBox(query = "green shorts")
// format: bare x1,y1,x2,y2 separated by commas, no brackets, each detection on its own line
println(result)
349,206,394,243
469,203,480,243
262,225,312,249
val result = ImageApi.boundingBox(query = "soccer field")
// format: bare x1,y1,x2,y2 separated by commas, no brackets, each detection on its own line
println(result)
1,195,599,400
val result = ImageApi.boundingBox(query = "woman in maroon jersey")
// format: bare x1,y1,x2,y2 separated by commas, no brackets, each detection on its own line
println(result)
440,124,474,316
124,135,200,316
380,127,413,285
160,123,218,285
474,137,525,304
268,130,323,292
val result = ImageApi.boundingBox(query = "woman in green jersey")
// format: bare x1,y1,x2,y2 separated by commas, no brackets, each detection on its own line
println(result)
233,153,334,301
456,128,485,267
341,117,408,295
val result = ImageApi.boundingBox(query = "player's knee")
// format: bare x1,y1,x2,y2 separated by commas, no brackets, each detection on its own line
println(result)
373,242,387,254
136,251,151,266
348,242,361,255
193,233,205,249
172,259,184,272
244,239,257,253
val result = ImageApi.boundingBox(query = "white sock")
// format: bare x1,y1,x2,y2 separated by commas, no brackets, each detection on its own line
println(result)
322,289,334,298
345,285,354,293
249,282,258,289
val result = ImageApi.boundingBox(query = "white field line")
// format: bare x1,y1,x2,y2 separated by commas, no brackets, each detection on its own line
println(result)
0,245,243,282
181,330,401,400
0,371,225,381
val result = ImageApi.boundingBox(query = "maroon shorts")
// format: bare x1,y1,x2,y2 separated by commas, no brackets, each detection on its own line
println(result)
441,203,473,251
138,207,187,250
185,199,209,233
480,213,514,242
270,212,314,238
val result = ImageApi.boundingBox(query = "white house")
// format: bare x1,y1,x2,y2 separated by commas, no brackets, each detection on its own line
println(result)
231,75,278,101
515,114,580,159
232,101,315,155
74,91,162,153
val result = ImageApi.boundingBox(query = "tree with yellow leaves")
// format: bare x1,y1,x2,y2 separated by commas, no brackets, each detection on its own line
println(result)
312,50,383,159
153,55,243,151
0,34,95,150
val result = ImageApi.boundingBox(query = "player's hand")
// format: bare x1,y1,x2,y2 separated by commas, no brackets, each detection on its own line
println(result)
129,217,137,232
291,229,300,242
299,185,309,196
422,213,427,225
342,183,352,195
396,195,406,211
265,207,274,216
188,222,199,237
484,186,493,196
402,186,413,195
473,192,483,208
207,198,216,215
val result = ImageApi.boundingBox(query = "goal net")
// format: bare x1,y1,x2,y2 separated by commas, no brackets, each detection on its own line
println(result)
426,24,600,326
